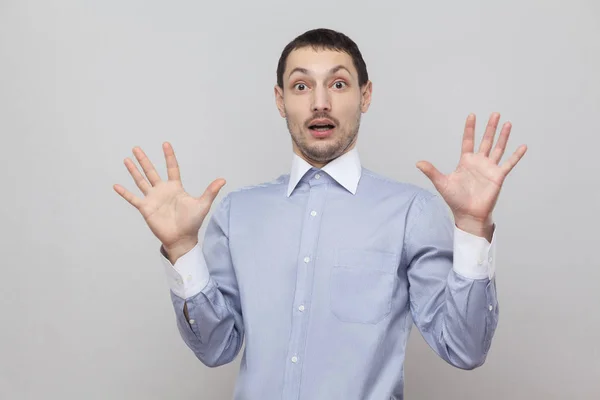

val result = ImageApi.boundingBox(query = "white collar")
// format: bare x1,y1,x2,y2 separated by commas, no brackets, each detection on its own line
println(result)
286,146,362,197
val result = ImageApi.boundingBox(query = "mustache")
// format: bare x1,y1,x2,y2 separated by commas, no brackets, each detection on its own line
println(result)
304,113,339,127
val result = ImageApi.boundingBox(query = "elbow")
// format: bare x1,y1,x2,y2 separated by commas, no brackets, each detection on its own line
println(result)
198,349,241,368
456,356,487,371
450,350,488,370
445,327,495,370
197,328,244,368
444,338,491,370
199,355,232,368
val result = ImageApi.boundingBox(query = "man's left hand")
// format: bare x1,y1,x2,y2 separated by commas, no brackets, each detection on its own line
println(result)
416,112,527,241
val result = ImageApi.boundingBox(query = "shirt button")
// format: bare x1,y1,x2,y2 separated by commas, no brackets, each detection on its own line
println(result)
189,319,196,324
304,256,310,263
291,356,298,363
488,305,493,311
298,305,305,312
310,210,317,217
477,259,483,266
488,256,493,262
315,174,321,179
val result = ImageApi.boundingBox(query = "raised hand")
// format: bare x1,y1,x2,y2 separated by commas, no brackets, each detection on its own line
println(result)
113,142,226,257
415,113,527,239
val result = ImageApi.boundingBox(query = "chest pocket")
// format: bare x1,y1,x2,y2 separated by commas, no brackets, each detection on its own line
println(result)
329,247,400,324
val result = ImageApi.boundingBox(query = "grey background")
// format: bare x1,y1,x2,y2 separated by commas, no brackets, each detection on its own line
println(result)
1,0,598,399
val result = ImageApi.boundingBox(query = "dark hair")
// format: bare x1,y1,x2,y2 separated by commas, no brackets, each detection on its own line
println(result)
276,28,369,90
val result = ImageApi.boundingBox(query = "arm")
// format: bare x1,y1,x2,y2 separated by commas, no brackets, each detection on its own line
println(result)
410,112,526,367
113,142,238,367
404,191,498,369
160,194,244,368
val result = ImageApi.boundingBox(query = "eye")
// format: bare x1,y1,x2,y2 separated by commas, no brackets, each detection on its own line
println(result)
294,83,307,91
333,81,347,89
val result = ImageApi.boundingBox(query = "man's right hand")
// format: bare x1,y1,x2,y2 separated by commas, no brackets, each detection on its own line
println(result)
113,142,226,263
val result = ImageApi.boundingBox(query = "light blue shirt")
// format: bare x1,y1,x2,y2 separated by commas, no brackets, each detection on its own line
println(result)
160,147,499,400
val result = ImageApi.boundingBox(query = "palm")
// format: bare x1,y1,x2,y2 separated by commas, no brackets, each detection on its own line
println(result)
114,143,226,249
417,113,527,222
139,181,208,248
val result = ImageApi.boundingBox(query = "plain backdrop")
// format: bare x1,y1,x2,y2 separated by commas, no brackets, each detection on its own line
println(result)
1,0,599,399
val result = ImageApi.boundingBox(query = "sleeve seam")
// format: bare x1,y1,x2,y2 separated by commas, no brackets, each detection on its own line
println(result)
402,191,437,265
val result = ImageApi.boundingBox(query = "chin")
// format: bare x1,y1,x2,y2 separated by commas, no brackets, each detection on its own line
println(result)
304,144,343,161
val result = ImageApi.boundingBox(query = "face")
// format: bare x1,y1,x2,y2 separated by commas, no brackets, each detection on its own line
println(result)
275,47,372,168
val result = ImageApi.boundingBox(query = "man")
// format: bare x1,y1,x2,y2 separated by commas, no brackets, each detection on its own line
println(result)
114,28,527,400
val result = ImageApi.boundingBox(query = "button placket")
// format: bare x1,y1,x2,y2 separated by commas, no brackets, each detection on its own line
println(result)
282,178,328,397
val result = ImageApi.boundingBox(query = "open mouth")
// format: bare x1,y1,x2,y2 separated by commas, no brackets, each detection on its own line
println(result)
309,124,336,132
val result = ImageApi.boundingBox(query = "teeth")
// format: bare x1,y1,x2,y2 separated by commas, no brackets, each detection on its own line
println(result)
311,125,333,130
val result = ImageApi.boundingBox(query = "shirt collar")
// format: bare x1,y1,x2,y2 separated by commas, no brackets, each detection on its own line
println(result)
286,146,362,197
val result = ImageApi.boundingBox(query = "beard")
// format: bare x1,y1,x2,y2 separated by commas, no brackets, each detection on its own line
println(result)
286,109,361,164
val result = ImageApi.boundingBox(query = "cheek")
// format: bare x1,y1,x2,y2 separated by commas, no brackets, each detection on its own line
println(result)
284,103,308,126
338,105,361,125
333,95,361,120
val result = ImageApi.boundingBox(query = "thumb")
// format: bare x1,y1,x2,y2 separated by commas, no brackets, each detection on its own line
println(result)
416,161,445,189
199,178,227,205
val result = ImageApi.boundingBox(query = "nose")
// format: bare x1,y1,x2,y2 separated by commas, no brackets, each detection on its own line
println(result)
311,85,331,112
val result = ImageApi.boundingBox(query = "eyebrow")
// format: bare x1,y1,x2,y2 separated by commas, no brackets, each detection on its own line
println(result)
287,65,353,79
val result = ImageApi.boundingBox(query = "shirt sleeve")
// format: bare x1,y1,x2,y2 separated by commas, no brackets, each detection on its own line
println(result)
404,190,500,370
452,224,496,281
159,193,244,368
160,242,210,299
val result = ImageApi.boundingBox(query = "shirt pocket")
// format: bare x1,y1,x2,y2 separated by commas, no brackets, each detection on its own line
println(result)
329,247,399,324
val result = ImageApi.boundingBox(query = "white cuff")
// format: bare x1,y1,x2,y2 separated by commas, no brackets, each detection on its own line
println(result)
160,242,210,299
452,225,496,280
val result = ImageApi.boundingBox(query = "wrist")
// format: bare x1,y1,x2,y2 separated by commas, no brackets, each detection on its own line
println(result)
454,215,494,241
164,238,198,264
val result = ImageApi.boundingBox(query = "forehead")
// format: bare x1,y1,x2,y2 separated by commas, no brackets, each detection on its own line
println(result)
284,47,357,79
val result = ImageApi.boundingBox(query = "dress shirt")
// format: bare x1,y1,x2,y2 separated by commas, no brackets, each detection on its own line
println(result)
160,147,499,400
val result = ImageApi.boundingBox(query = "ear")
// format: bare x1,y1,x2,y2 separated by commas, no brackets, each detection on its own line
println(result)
274,85,286,118
360,80,372,113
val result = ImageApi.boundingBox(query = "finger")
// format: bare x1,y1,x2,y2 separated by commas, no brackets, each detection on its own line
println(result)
461,114,476,154
132,147,162,186
198,178,227,205
489,122,512,164
163,142,181,181
499,144,528,176
124,157,151,195
113,183,142,209
416,161,446,190
478,112,501,156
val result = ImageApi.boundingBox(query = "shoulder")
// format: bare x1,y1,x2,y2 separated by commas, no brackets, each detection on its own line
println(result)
220,173,289,204
361,167,437,202
360,167,450,222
